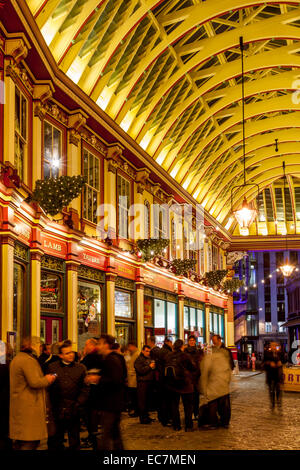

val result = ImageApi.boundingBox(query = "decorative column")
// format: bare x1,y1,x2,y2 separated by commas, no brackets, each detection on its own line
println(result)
1,235,15,341
66,261,79,350
178,294,185,341
106,273,116,336
226,295,235,348
205,302,211,345
30,249,43,337
136,282,145,349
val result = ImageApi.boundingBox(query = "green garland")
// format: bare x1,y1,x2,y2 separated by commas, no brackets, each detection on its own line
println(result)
170,259,197,276
32,175,86,216
222,278,244,294
136,238,169,262
204,270,228,289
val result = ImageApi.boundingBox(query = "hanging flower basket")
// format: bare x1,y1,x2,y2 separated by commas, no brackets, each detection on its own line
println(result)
136,238,169,262
170,259,197,276
222,278,244,294
204,270,228,289
31,175,86,216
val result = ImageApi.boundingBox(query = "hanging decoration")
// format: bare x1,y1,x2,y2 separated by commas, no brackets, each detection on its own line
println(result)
231,37,259,236
279,162,296,277
31,175,86,216
136,238,170,262
203,270,228,289
222,278,245,294
170,259,197,276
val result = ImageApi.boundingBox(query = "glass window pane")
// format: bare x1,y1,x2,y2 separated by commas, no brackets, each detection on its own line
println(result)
184,306,189,329
77,281,101,351
115,290,132,318
53,127,61,159
154,299,165,328
95,157,99,190
15,88,20,133
210,313,213,332
167,302,177,336
190,308,196,330
214,313,219,334
40,271,62,310
13,263,25,352
89,153,94,186
21,95,27,139
83,150,88,181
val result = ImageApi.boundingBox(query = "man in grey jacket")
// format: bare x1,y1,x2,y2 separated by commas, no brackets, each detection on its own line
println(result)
199,335,232,429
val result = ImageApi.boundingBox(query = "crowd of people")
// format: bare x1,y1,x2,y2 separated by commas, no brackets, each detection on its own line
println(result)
0,333,235,451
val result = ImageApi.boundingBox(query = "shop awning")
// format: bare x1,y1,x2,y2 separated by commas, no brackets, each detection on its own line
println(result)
281,317,300,328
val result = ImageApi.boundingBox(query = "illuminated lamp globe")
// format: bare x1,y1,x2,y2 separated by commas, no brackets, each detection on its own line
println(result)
279,259,295,277
233,197,257,236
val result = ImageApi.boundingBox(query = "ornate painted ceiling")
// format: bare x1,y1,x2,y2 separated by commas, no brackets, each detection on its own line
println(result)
27,0,300,235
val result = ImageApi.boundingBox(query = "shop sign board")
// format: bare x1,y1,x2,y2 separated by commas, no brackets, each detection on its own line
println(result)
282,366,300,392
14,219,31,243
78,250,106,270
116,261,136,280
41,234,67,258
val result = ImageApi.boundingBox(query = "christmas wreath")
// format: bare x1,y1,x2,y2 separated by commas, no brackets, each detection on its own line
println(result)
170,259,197,276
31,175,86,216
136,238,170,262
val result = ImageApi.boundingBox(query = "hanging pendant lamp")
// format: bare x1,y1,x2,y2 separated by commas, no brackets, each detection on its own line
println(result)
231,37,259,236
279,162,295,277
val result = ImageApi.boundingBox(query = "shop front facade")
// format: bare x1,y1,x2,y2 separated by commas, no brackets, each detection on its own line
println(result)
0,6,233,353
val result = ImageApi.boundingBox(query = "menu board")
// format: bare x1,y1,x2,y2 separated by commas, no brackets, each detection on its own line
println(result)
115,290,132,318
41,271,62,310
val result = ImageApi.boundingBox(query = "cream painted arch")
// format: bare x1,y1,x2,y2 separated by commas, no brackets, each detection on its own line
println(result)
131,43,300,151
216,161,300,222
193,135,300,201
105,6,300,119
187,114,300,196
206,145,300,215
174,94,300,185
159,68,299,177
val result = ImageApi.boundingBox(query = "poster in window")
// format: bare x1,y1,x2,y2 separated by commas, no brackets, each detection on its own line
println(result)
115,290,132,318
144,296,153,325
41,272,62,310
77,281,101,335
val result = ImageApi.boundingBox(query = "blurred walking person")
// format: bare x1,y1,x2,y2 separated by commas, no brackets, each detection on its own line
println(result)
9,336,56,450
184,335,203,420
164,339,196,432
126,341,140,417
199,334,232,429
90,335,127,450
263,342,284,410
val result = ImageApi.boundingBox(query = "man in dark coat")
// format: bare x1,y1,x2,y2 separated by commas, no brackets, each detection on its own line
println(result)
80,338,102,449
89,334,127,450
164,339,196,432
156,337,173,426
134,345,155,424
48,340,89,450
184,335,203,420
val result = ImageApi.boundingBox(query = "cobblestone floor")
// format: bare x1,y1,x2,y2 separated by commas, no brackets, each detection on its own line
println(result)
118,373,300,451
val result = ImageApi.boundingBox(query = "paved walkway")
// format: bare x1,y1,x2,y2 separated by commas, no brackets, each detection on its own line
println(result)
117,373,300,450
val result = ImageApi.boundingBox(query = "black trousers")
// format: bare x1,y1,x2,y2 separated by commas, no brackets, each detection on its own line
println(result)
13,440,40,450
98,411,124,451
170,391,193,430
192,387,199,418
127,387,138,414
48,415,81,450
137,381,151,421
207,394,231,427
268,379,282,407
157,382,171,425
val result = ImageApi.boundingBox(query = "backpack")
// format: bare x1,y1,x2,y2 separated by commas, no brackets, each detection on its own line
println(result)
164,353,185,386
